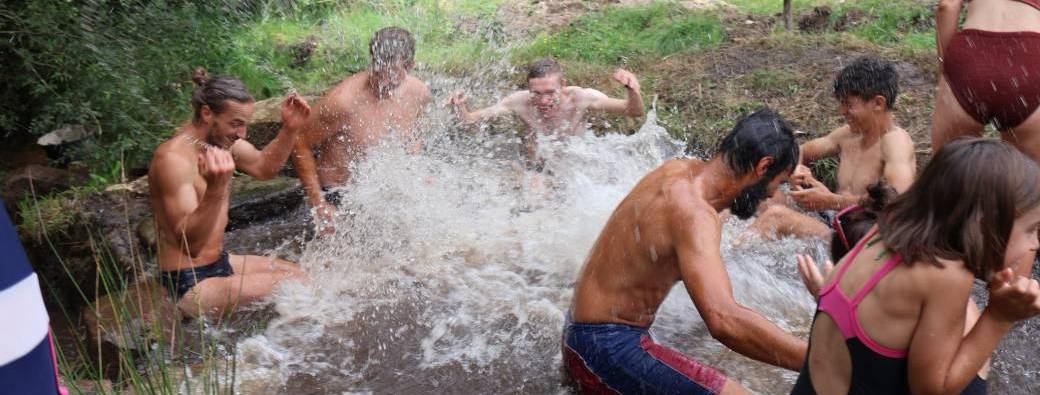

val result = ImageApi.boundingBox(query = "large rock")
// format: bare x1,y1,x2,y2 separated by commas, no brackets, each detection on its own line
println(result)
83,279,181,351
246,94,318,150
2,164,85,212
82,279,181,380
21,175,303,313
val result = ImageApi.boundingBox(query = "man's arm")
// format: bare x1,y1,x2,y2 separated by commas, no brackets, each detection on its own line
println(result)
587,69,644,117
906,266,1040,395
288,98,339,207
799,128,843,165
405,82,432,154
233,94,312,180
936,0,964,59
881,130,917,193
152,150,233,257
448,91,519,125
673,201,807,371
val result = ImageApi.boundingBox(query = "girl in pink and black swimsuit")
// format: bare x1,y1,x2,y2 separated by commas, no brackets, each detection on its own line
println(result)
933,0,1040,171
792,139,1040,395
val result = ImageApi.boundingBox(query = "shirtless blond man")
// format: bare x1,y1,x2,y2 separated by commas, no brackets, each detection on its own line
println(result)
564,109,806,394
293,27,432,228
448,58,644,168
149,69,310,318
753,56,916,239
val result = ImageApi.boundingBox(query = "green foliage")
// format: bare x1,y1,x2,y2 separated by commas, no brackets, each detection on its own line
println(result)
1,0,505,179
521,4,725,65
1,1,244,172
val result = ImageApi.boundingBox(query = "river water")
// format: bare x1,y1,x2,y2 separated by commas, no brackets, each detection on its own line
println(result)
218,98,1040,395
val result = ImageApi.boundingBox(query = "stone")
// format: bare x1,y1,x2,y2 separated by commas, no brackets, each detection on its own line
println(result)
2,164,85,208
37,125,89,146
247,94,318,149
82,279,181,352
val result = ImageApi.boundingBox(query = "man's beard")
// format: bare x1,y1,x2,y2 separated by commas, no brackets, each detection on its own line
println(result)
730,178,771,220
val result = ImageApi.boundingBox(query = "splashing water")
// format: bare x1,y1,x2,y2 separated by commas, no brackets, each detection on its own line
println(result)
219,95,829,394
219,56,1040,394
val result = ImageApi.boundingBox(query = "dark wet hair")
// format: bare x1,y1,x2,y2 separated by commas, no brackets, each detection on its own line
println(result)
717,107,799,179
830,183,897,262
370,27,416,66
879,138,1040,280
833,56,899,111
527,58,563,80
190,67,253,123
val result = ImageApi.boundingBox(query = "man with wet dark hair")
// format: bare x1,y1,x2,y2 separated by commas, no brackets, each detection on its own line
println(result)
564,108,805,394
149,68,311,318
448,58,644,167
752,56,916,239
293,27,432,232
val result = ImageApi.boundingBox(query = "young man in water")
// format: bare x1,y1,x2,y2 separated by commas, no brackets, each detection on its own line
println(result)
447,58,644,168
564,108,806,394
292,27,432,230
149,69,310,318
752,56,916,239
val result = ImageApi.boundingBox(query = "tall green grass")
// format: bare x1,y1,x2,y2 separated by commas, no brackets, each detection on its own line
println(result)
19,186,250,394
521,4,725,66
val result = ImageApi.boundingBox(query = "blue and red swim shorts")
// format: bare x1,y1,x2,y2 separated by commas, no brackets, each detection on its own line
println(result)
563,321,727,395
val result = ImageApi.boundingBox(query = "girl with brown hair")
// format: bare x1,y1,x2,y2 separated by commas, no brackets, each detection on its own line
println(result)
791,138,1040,394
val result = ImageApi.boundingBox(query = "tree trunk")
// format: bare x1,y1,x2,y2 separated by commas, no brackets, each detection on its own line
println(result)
783,0,793,30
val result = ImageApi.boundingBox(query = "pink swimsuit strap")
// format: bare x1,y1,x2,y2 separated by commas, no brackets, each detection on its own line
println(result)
817,228,908,358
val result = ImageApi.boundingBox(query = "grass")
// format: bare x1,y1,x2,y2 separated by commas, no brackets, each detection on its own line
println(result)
520,3,725,66
832,0,935,56
227,0,507,96
22,192,256,394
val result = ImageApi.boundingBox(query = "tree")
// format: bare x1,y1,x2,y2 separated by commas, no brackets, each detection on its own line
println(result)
783,0,793,30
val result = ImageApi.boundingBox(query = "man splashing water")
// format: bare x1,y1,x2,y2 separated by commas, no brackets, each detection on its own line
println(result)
564,108,807,394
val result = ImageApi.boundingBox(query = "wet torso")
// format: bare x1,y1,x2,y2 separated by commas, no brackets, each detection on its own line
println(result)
833,125,910,196
313,72,429,187
571,160,705,327
149,135,229,271
511,87,596,138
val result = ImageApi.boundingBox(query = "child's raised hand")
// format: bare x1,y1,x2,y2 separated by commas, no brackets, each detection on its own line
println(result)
797,254,834,300
987,267,1040,323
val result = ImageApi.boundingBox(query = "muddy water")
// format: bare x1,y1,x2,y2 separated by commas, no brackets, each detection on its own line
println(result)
222,109,1040,394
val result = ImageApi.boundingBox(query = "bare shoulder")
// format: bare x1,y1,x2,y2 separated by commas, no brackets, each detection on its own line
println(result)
881,126,915,153
660,162,717,227
830,124,854,142
573,87,608,104
405,75,431,98
881,127,914,149
906,257,975,296
150,140,194,182
501,90,531,109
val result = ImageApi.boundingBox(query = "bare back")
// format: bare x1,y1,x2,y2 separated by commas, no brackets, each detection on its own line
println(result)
305,71,430,186
963,0,1040,32
806,235,971,393
572,160,708,326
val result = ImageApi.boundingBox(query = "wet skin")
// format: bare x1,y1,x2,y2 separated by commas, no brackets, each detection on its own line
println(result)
148,96,310,317
449,70,644,162
292,65,431,225
570,156,807,372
